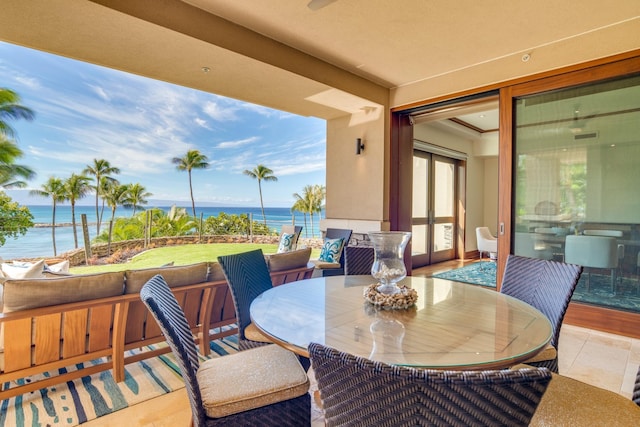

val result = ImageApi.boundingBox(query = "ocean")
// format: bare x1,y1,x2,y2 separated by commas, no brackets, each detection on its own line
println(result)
0,205,322,260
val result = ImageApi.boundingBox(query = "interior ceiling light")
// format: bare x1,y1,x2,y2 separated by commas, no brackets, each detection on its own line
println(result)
201,67,211,73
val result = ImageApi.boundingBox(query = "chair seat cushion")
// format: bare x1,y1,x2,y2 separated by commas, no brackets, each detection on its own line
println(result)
311,260,341,269
523,343,557,363
530,370,640,425
198,344,310,418
244,322,273,343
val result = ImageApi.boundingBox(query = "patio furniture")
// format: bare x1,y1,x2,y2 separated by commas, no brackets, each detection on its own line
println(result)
217,249,274,351
140,275,311,427
476,226,497,260
500,255,583,373
343,245,375,275
309,342,551,427
250,275,552,369
279,225,303,252
311,228,352,276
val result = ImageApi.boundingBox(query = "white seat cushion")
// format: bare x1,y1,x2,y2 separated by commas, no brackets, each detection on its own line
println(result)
198,344,309,418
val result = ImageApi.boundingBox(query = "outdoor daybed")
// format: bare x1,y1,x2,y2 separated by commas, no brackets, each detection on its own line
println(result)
0,248,313,400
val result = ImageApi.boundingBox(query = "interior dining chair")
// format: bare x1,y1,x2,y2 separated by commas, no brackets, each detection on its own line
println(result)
583,229,625,278
564,234,618,293
344,245,375,275
309,342,551,427
217,249,275,351
140,275,311,427
500,255,582,373
476,226,497,260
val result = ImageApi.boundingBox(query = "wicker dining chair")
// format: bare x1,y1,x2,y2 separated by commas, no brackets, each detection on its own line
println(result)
500,254,583,373
217,249,275,351
140,275,311,427
309,342,551,427
634,364,640,407
344,245,375,275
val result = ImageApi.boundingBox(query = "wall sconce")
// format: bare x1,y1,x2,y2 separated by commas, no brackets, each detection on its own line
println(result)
356,138,365,155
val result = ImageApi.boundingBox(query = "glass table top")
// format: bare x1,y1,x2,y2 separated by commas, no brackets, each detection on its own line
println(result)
250,275,553,370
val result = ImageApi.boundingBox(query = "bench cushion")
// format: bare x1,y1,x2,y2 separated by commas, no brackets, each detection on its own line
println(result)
124,262,209,294
265,248,311,272
2,271,125,313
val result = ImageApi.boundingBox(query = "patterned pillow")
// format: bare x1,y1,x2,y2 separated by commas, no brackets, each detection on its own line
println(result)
318,237,345,263
277,233,296,253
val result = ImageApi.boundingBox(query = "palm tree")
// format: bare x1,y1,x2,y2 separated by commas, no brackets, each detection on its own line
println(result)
29,177,66,256
126,183,152,216
64,173,91,248
312,184,326,233
0,139,35,188
243,164,278,226
83,159,120,235
0,88,34,140
172,150,209,218
292,185,315,238
104,183,130,247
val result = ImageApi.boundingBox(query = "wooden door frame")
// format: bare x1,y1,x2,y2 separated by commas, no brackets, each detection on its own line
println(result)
391,51,640,338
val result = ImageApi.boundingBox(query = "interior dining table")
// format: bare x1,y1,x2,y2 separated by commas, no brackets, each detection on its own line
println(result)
250,275,553,370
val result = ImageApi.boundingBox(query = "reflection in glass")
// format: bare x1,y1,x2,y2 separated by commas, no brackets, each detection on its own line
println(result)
513,74,640,313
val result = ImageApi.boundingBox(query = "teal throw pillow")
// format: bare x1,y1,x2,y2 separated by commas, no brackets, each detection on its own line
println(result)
277,233,296,253
318,237,345,263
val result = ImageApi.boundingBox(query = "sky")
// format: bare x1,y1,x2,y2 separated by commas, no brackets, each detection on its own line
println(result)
0,41,326,208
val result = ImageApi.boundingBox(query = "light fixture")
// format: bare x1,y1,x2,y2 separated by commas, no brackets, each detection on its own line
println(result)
356,138,365,155
201,66,211,73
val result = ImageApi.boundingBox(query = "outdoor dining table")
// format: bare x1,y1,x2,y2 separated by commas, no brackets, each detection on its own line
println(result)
250,275,553,370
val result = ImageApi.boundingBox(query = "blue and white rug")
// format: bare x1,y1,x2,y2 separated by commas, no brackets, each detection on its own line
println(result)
0,336,239,426
432,262,497,288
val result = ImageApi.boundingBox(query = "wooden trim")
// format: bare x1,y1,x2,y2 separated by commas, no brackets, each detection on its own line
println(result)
496,86,514,289
565,303,640,339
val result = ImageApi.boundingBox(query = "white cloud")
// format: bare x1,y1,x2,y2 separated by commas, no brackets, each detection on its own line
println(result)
203,101,239,121
216,136,259,149
87,84,110,101
15,75,40,90
194,117,210,129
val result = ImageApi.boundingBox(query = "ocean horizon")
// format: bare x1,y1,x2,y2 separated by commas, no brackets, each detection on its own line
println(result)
0,205,323,260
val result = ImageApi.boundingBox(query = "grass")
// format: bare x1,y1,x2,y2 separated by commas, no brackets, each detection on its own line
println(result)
70,243,321,274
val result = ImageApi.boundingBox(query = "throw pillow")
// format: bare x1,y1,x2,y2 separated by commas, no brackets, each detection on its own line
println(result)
277,233,296,253
1,259,45,279
45,260,70,273
318,237,345,263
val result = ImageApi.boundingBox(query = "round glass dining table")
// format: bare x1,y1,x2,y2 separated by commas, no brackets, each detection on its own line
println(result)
250,275,552,370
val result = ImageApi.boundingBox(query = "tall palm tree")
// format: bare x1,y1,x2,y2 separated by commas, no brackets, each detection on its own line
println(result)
64,173,91,248
292,185,315,238
0,88,34,140
312,184,326,232
104,183,130,247
83,159,120,234
243,164,278,226
126,183,152,216
172,150,209,218
29,177,66,256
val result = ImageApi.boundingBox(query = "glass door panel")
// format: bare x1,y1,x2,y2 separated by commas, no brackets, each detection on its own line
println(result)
513,73,640,313
412,151,458,267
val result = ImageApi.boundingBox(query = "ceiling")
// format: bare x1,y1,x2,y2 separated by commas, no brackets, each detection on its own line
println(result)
0,0,638,120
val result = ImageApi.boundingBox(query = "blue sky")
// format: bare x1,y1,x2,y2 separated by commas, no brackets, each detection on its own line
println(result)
0,41,326,208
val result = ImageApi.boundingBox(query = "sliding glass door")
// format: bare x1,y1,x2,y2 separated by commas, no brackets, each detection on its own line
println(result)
512,73,640,313
412,150,457,267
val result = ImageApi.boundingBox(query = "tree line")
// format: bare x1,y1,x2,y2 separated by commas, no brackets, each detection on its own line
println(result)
0,87,325,256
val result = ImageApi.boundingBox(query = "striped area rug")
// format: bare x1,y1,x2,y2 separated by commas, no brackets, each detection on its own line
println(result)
0,336,238,426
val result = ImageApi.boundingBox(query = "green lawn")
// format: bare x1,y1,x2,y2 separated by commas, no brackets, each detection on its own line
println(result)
70,243,320,274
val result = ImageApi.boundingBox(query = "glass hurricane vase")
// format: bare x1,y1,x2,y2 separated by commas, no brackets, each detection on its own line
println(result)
368,231,412,295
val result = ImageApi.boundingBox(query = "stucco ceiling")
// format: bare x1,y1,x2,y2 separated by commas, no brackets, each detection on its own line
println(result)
0,0,639,120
